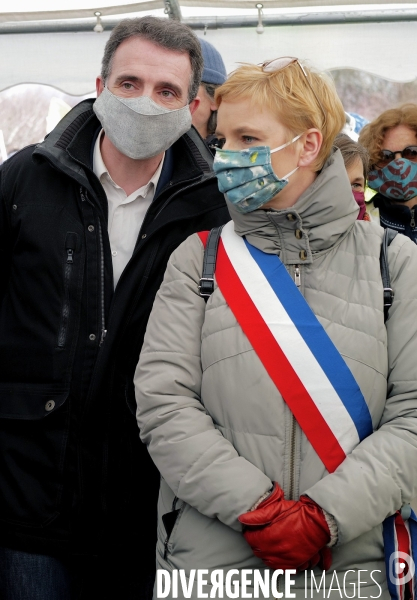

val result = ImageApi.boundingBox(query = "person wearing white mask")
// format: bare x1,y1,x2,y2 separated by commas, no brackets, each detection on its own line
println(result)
0,16,228,600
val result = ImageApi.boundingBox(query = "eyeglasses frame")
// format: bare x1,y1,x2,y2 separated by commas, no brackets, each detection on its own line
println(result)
376,145,417,168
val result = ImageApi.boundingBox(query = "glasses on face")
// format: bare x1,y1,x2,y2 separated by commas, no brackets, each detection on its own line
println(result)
376,146,417,168
261,56,327,128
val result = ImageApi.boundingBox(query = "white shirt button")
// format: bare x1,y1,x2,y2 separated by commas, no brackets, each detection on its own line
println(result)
112,250,118,256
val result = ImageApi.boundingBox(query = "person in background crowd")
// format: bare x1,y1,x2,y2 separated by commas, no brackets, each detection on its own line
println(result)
0,16,228,600
334,132,370,220
342,112,369,141
359,103,417,242
135,57,417,598
349,111,369,135
192,38,227,150
341,112,359,141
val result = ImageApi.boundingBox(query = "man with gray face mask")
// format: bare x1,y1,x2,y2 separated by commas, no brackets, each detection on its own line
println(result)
0,16,228,600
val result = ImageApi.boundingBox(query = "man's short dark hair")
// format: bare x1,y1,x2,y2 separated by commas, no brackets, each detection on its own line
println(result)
101,16,203,102
202,83,219,135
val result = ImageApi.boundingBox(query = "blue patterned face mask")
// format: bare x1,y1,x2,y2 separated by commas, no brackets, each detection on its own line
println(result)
368,159,417,202
213,134,302,213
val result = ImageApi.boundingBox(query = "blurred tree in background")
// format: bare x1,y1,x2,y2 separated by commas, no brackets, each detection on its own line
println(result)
0,85,91,160
331,69,417,121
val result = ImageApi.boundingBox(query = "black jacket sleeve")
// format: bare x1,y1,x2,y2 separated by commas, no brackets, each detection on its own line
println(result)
0,164,12,301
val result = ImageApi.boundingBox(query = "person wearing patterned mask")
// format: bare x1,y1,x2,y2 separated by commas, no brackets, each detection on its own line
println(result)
135,58,417,599
359,103,417,242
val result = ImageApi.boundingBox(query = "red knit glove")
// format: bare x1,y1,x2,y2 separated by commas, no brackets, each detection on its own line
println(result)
239,484,332,572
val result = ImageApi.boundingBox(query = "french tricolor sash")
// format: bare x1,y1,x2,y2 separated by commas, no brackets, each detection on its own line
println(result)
198,221,417,598
200,221,373,473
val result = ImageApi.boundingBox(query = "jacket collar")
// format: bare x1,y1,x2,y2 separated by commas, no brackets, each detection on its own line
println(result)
32,99,212,198
228,148,359,264
373,192,417,223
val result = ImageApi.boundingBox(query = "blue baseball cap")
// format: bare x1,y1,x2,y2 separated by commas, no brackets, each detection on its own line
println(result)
198,38,227,85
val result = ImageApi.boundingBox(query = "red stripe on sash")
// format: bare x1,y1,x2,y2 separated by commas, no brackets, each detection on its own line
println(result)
216,239,346,473
198,231,209,246
395,513,414,600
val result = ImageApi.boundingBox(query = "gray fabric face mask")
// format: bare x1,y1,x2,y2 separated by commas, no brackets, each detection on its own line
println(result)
93,87,192,160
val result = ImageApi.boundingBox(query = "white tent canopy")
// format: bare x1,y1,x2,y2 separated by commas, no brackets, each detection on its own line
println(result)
2,0,417,19
1,1,417,94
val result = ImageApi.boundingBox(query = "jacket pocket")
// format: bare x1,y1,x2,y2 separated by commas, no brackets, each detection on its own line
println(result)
162,496,185,560
57,232,78,348
0,383,70,527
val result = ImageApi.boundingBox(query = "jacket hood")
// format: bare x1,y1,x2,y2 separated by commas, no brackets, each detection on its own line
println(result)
228,148,359,262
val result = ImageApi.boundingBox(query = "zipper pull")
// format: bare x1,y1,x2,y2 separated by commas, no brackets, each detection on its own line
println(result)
66,248,74,264
294,265,301,287
80,187,90,203
100,329,107,346
411,208,416,228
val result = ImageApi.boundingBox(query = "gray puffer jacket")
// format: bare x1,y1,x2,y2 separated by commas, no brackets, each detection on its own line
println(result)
135,150,417,599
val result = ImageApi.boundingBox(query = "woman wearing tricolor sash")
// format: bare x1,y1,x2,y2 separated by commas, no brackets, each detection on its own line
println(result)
134,58,417,599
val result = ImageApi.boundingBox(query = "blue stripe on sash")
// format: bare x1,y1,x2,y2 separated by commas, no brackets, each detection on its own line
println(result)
244,239,373,441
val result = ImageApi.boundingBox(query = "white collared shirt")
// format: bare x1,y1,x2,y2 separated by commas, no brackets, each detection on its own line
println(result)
93,131,164,287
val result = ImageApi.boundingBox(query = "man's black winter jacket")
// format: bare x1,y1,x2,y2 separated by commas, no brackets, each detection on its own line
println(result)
0,100,229,557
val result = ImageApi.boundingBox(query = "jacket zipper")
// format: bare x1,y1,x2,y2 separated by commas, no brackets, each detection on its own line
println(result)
289,415,297,499
97,221,107,345
289,264,301,498
294,265,301,287
57,234,77,348
80,188,107,346
411,208,416,229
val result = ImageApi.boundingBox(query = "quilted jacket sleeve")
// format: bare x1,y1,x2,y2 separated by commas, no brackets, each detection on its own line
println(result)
305,233,417,545
134,233,272,531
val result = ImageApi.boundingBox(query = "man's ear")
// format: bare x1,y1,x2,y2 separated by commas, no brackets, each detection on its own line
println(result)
298,129,323,168
209,98,218,112
189,97,201,116
96,77,105,97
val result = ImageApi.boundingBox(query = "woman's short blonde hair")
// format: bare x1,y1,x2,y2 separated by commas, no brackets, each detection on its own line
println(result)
358,103,417,168
215,61,346,172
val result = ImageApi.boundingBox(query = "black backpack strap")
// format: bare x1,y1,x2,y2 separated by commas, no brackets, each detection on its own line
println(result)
380,227,398,322
199,226,224,302
200,226,399,316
